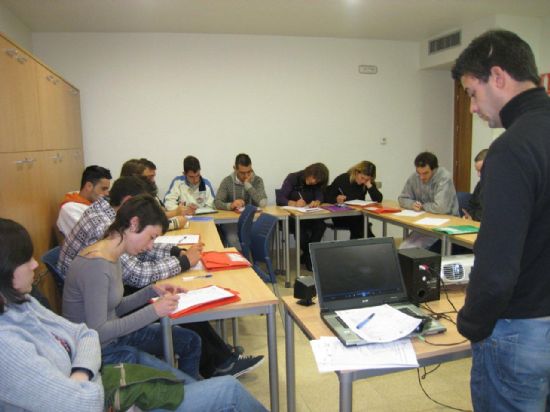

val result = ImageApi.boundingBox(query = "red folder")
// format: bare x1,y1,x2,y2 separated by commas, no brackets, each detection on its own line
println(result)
201,251,252,271
168,287,241,319
365,206,401,214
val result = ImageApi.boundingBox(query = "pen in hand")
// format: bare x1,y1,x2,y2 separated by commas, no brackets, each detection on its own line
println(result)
356,312,375,329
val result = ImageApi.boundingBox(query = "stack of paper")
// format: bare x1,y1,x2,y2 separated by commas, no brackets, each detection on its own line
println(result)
336,304,421,343
344,199,378,207
310,336,418,372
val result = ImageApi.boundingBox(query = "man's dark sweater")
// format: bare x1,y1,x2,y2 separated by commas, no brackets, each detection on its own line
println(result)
458,87,550,342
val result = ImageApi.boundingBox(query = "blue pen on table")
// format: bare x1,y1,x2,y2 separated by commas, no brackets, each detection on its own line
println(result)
182,273,213,281
356,312,375,329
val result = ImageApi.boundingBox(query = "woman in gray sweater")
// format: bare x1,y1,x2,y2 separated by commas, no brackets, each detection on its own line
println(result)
63,194,202,378
0,219,104,412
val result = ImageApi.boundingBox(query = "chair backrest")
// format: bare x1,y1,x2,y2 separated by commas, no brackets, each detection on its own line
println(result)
237,204,257,259
456,191,472,217
41,246,64,290
250,213,278,284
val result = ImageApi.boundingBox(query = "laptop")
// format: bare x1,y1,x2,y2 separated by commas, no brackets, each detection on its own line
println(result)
309,237,446,347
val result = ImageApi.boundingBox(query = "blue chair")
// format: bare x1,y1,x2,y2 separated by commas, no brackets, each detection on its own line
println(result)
237,204,257,259
250,214,282,293
250,213,284,322
41,246,64,292
456,191,472,217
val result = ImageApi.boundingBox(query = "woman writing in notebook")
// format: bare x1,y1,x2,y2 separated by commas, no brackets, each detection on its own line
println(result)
325,160,383,238
62,194,203,377
276,162,329,271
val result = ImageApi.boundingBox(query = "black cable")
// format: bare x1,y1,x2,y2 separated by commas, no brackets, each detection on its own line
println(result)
416,368,472,412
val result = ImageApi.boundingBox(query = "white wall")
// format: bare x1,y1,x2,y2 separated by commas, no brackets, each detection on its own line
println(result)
0,2,32,50
32,32,453,202
541,16,550,72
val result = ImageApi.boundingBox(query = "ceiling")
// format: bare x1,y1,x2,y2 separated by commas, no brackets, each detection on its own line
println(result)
2,0,550,42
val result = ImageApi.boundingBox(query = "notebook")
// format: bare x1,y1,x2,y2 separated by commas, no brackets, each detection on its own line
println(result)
309,237,446,347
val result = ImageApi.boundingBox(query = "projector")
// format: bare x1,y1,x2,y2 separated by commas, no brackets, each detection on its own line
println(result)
440,254,474,285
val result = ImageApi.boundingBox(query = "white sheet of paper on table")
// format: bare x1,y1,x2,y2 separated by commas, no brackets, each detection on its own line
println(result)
309,336,419,373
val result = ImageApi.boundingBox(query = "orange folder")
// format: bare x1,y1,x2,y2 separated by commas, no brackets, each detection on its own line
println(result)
201,251,252,271
365,206,401,214
168,287,241,319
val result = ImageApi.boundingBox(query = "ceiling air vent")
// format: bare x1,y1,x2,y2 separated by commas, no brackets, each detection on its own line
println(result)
429,31,461,55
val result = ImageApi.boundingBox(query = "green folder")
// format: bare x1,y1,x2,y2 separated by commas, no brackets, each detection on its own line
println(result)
432,225,479,235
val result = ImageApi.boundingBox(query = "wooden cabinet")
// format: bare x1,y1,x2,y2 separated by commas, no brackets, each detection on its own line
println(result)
0,33,84,311
0,36,43,152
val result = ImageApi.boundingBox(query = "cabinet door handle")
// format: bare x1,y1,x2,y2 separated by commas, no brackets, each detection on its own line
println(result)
4,48,18,57
16,55,28,64
14,158,36,165
50,153,63,161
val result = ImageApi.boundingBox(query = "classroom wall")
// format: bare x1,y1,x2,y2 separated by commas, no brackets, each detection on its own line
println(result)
541,16,550,72
31,32,454,204
0,2,32,50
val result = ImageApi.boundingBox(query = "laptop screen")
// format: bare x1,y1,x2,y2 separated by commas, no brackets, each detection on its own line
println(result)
310,237,409,311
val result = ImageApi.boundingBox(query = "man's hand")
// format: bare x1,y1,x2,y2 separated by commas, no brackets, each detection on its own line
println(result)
413,201,423,211
181,243,203,266
462,209,472,220
230,199,245,210
174,215,187,228
308,200,321,208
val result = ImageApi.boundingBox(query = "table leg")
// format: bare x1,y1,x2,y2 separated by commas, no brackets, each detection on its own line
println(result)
267,304,280,412
363,214,368,238
231,318,238,348
338,371,353,412
284,217,291,287
275,221,281,272
382,221,387,237
443,236,451,256
295,217,301,279
161,317,176,367
285,307,296,412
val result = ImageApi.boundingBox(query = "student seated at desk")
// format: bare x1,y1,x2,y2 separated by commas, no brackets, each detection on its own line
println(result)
214,153,268,248
325,160,383,239
0,218,267,412
0,218,104,411
398,152,459,250
63,195,202,378
462,149,488,222
57,165,112,237
60,183,262,378
120,158,188,230
276,163,329,271
164,155,216,213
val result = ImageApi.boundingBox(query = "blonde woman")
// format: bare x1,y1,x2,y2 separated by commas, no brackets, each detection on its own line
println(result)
325,161,383,238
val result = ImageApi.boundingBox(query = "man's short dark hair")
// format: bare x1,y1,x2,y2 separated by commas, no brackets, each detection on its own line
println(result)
109,176,149,207
451,30,540,85
414,152,439,170
184,156,201,174
235,153,251,168
304,163,329,187
80,165,112,190
475,149,489,162
139,158,157,170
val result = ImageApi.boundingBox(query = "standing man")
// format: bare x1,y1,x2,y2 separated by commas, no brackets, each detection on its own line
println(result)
452,30,550,410
56,165,112,237
462,148,488,221
398,151,459,215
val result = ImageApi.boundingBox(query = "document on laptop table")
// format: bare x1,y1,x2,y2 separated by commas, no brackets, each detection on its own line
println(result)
310,336,418,372
336,304,422,343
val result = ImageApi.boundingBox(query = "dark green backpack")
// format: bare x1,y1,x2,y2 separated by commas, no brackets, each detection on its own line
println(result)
102,363,184,411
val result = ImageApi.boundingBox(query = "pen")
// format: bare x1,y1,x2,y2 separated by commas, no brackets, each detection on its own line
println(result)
338,187,344,195
182,274,213,281
298,192,304,200
356,312,375,329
